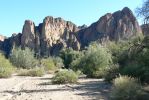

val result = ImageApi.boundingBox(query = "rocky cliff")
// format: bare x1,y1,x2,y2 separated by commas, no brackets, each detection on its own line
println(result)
0,7,142,57
19,16,80,56
76,7,142,47
0,35,5,52
0,35,5,42
1,33,21,56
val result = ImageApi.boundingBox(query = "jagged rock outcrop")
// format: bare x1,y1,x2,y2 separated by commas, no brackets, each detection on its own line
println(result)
0,35,5,42
0,7,142,57
76,7,142,47
39,16,80,56
78,24,88,30
41,16,78,43
21,20,35,49
1,33,22,56
0,35,5,52
17,16,80,56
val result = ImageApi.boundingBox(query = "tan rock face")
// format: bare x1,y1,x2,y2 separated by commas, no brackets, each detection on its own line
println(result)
77,7,142,47
0,35,5,41
19,16,80,56
0,35,5,52
41,16,78,46
0,7,143,57
40,16,80,56
21,20,35,49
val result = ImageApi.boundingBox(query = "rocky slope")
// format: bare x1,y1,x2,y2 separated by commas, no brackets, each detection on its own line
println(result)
76,7,142,47
22,16,80,56
1,33,22,55
0,7,142,56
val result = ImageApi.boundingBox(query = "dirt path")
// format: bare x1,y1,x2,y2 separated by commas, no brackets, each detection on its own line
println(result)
0,74,111,100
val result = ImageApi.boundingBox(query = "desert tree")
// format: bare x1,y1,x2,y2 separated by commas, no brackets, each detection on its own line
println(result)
136,0,149,24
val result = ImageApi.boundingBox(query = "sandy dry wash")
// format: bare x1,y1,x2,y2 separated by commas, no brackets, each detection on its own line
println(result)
0,74,111,100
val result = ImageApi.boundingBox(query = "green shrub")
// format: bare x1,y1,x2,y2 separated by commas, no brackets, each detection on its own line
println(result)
80,43,112,78
70,51,84,71
118,37,149,83
110,76,142,100
136,92,149,100
18,67,44,77
104,64,119,82
106,42,122,63
0,53,14,78
40,58,56,71
75,70,83,76
52,57,64,68
135,48,149,83
52,69,78,84
60,48,82,69
106,41,130,64
10,47,37,69
120,48,149,83
121,63,149,83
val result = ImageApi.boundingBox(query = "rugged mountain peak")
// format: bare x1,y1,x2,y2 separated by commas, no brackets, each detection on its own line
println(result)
43,16,55,24
77,7,142,47
100,13,112,20
40,16,80,56
21,20,35,49
42,16,78,40
0,7,143,56
78,24,88,30
122,7,132,15
14,16,80,56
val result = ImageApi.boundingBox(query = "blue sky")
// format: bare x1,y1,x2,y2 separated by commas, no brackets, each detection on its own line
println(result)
0,0,143,37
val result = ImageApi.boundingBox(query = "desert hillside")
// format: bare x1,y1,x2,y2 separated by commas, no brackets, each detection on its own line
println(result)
0,0,149,100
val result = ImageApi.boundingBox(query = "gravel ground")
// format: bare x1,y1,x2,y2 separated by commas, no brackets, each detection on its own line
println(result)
0,74,111,100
